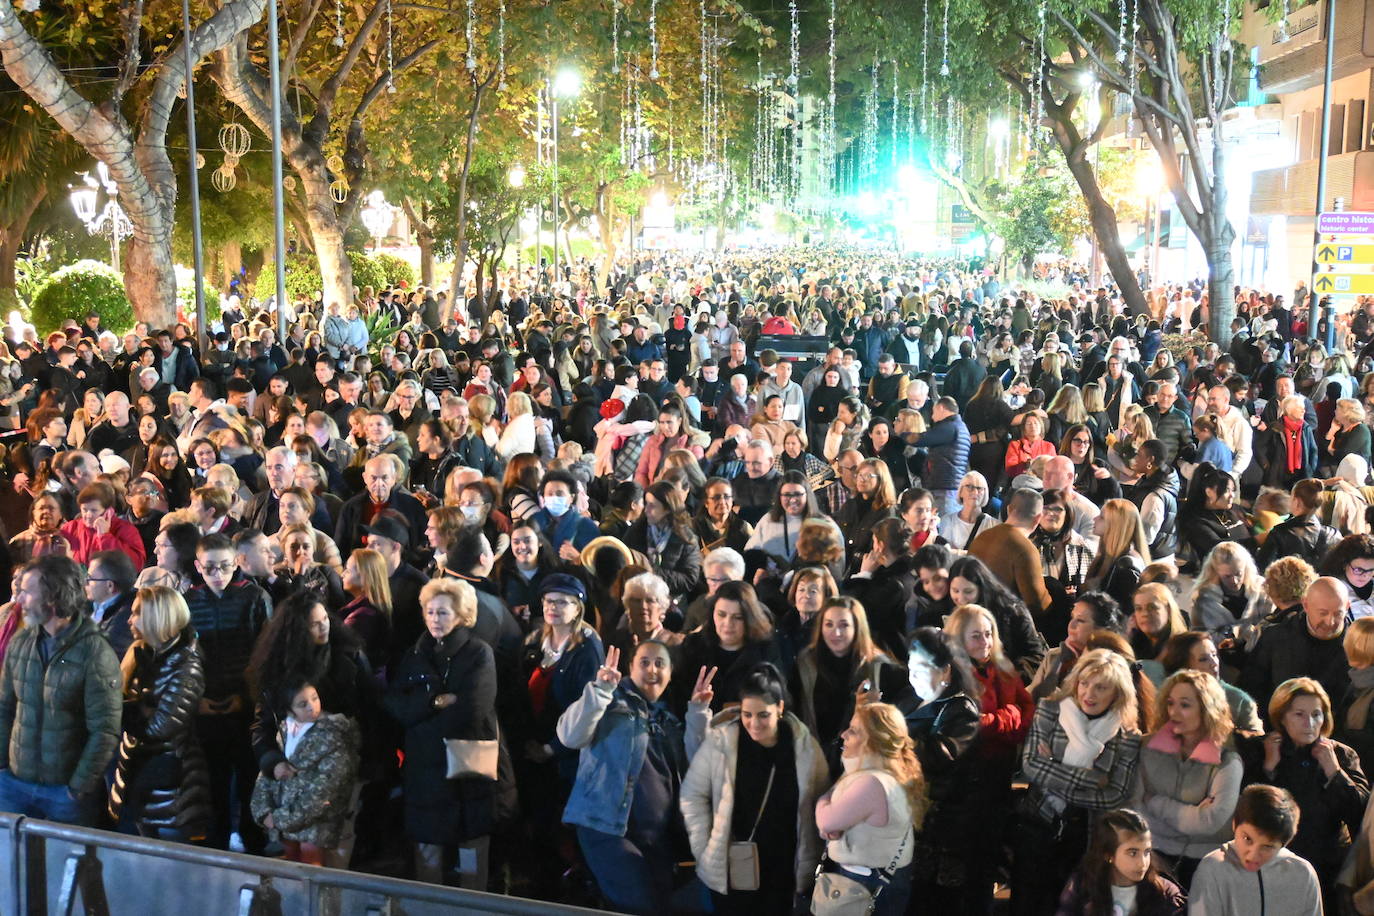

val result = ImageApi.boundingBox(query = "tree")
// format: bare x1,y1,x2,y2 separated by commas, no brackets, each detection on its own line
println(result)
212,0,452,311
995,158,1091,273
0,0,267,326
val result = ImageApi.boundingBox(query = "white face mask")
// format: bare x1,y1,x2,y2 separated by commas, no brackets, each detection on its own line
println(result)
543,495,571,517
459,505,482,521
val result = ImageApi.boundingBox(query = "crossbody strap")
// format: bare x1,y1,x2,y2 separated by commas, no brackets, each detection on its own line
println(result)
745,766,777,842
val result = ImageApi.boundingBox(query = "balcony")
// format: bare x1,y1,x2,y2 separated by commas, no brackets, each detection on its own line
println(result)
1255,0,1374,95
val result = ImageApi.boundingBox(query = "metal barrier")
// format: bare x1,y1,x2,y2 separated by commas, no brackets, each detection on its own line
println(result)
0,813,610,916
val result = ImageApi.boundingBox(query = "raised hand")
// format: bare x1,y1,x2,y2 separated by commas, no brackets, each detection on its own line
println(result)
596,646,622,686
691,666,718,706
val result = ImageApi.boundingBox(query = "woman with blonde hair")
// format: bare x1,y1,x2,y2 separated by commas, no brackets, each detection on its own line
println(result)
495,391,536,460
109,586,209,841
1328,397,1372,470
1191,540,1266,635
1128,582,1188,673
1013,648,1142,915
1083,498,1151,611
340,548,393,671
467,393,500,449
1045,384,1088,446
1136,669,1243,887
944,603,1034,911
811,701,924,916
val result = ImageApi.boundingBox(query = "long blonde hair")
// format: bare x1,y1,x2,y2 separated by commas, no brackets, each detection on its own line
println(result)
945,603,1013,674
1087,498,1151,580
1191,541,1262,608
348,548,393,616
852,702,929,829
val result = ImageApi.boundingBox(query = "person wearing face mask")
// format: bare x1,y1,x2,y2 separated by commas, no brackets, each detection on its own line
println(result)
1246,677,1370,905
559,640,712,914
680,663,827,915
1012,649,1142,916
789,597,912,780
531,470,599,561
893,627,981,910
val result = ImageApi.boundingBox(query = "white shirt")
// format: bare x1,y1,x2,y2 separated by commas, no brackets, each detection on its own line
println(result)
1213,406,1254,475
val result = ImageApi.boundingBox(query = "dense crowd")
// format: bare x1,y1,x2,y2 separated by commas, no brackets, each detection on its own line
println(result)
3,248,1374,915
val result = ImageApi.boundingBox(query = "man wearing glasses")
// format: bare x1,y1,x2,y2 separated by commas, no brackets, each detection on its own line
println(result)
730,439,780,526
183,533,272,853
826,449,863,517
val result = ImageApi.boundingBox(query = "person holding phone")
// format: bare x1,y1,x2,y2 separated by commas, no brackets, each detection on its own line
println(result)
61,480,146,568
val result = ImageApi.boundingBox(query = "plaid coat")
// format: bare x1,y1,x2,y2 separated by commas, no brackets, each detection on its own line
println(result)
1020,699,1141,826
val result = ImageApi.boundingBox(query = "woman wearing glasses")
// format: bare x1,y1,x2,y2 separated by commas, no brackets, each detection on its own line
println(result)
693,477,754,553
834,458,898,570
938,471,996,551
1057,422,1122,505
744,470,840,567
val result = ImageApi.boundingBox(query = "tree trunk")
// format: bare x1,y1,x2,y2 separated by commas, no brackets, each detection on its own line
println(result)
416,226,434,287
0,184,42,309
221,239,243,290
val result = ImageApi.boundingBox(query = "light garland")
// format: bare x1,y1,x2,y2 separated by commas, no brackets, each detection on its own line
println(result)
334,0,345,48
1033,0,1047,145
940,0,950,77
498,0,507,89
828,0,837,200
891,60,899,171
1116,0,1128,63
612,0,620,74
464,0,476,71
387,0,396,92
920,0,929,133
650,0,660,80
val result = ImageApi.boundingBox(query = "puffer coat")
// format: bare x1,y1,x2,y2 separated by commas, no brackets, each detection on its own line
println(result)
109,627,211,840
250,713,360,847
0,614,121,794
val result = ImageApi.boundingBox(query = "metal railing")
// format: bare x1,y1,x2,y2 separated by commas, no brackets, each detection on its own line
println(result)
0,813,609,916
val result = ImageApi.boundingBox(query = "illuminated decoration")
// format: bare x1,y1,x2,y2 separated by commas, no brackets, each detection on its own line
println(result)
464,0,476,71
1116,0,1128,62
387,0,397,92
612,0,620,73
920,0,929,133
891,61,899,171
218,123,251,157
211,165,236,192
1033,0,1047,145
195,152,205,170
334,0,345,47
330,178,350,202
223,152,241,169
827,0,837,203
650,0,659,79
498,0,507,89
940,0,950,77
283,175,297,191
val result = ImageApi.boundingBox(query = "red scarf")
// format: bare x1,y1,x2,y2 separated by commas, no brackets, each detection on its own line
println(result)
1283,415,1304,474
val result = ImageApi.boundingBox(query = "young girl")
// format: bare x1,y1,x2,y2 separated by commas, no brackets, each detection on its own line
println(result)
250,676,360,865
1055,808,1187,916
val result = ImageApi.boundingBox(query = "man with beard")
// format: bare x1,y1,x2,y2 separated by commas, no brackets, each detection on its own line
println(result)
0,555,121,825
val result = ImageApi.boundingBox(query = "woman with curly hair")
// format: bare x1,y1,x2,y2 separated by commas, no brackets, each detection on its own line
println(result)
811,701,926,916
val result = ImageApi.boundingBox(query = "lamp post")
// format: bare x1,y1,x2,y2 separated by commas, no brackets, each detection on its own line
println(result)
69,162,133,271
550,68,581,288
361,190,393,253
182,0,206,354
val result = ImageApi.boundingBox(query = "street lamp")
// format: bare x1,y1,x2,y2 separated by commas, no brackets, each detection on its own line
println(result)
69,161,133,271
550,68,581,286
360,190,392,252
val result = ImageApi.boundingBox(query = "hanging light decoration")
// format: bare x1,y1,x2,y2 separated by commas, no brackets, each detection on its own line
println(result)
891,61,899,171
828,0,837,200
611,0,620,74
920,0,929,132
650,0,660,80
195,152,206,170
211,165,236,192
497,0,507,89
940,0,951,77
1116,0,1128,63
387,0,397,92
218,123,251,157
334,0,345,47
177,77,188,100
464,0,476,71
326,153,345,174
330,178,350,203
283,175,297,192
223,152,241,169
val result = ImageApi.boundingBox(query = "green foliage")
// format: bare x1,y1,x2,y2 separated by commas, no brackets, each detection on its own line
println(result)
347,250,388,292
363,308,399,362
254,253,324,302
175,265,223,323
993,160,1092,270
14,257,49,307
370,252,418,289
29,259,131,335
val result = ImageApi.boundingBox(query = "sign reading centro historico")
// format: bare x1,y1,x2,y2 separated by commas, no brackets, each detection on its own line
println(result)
1317,212,1374,234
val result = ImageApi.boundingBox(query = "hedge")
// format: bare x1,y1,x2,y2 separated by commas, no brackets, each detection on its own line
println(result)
29,260,132,335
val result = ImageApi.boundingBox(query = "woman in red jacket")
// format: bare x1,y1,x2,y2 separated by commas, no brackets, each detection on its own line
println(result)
1004,411,1057,480
946,601,1034,913
61,480,146,569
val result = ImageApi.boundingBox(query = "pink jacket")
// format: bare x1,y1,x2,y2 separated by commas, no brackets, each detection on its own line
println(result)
60,516,146,569
634,434,705,488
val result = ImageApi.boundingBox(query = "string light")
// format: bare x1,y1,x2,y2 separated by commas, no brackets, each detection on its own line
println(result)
611,0,620,74
386,0,396,93
334,0,345,48
1116,0,1128,63
464,0,476,71
920,0,929,132
828,0,837,201
650,0,660,80
498,0,506,89
940,0,950,77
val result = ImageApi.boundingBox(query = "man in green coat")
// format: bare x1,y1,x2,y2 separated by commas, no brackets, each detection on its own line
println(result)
0,555,121,825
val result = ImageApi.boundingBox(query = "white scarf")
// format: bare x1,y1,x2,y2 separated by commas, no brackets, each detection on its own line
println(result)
1057,696,1122,769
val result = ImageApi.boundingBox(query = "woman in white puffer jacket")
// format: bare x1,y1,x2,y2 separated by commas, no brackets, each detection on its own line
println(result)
680,663,827,914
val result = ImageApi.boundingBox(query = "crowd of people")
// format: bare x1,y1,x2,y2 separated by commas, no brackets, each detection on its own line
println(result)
2,247,1374,915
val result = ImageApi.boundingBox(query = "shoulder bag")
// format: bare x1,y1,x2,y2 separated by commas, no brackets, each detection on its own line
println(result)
727,765,776,892
811,827,910,916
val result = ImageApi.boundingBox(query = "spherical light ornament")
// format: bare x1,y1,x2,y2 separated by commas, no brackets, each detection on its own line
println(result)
177,79,188,100
283,175,297,192
329,179,350,203
195,153,205,170
650,68,659,80
218,123,251,157
326,154,345,174
223,152,241,169
211,166,236,192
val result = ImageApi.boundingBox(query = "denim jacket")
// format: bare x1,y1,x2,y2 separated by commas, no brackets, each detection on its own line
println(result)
559,678,708,837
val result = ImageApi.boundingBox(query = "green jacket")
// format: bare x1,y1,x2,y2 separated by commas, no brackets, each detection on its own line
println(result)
0,615,122,794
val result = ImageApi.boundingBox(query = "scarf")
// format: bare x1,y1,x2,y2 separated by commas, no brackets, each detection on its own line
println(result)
1283,415,1304,474
1057,696,1122,768
1347,666,1374,733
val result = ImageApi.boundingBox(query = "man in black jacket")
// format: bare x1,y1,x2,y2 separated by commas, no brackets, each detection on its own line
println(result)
941,340,986,407
1242,577,1350,725
335,455,428,562
1257,480,1341,568
184,534,271,852
85,550,137,661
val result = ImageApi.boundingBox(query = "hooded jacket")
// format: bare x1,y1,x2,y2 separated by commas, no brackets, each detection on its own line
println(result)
1189,841,1321,916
